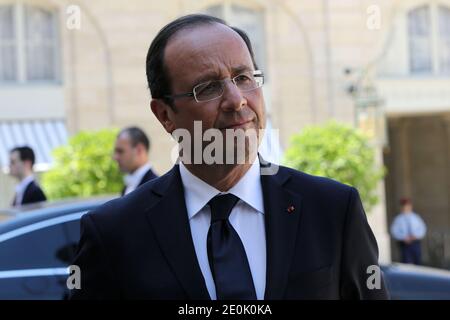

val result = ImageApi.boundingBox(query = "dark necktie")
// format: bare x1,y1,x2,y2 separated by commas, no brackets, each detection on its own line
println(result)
207,194,257,300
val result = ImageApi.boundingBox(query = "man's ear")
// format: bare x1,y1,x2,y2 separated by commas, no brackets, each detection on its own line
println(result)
135,143,145,156
24,160,33,172
150,99,176,134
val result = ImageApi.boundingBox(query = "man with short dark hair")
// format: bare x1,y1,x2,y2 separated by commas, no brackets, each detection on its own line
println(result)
113,126,158,196
71,14,388,300
9,146,46,206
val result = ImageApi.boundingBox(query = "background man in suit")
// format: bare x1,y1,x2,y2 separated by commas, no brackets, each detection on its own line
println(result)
9,146,46,206
71,14,388,300
113,126,158,196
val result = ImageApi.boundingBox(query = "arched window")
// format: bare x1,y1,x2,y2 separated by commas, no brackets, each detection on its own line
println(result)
0,5,16,81
438,6,450,74
408,6,432,74
408,4,450,75
0,3,59,83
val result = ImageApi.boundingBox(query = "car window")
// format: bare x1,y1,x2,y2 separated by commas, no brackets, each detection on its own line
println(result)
56,219,82,264
62,218,81,244
0,223,68,271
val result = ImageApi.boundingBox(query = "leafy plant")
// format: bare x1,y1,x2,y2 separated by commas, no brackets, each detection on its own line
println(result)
284,121,385,212
42,128,122,199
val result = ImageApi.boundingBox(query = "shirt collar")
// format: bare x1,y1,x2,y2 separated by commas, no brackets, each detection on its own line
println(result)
123,163,152,187
179,159,264,220
228,159,264,214
15,175,34,194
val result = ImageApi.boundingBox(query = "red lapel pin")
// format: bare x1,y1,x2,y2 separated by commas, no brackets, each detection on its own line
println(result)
287,205,295,213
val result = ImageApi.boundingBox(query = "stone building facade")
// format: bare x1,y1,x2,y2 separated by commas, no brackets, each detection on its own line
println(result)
1,0,450,266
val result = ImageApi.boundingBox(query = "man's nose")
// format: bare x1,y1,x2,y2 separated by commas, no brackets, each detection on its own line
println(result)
219,80,246,112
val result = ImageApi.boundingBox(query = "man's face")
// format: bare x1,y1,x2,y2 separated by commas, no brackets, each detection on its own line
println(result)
9,151,25,179
403,203,413,213
156,23,266,162
113,134,138,173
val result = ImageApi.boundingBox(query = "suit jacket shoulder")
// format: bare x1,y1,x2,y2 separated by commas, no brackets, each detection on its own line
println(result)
22,181,47,205
278,165,351,193
261,165,388,300
138,168,158,187
71,167,193,299
89,170,168,233
270,165,354,216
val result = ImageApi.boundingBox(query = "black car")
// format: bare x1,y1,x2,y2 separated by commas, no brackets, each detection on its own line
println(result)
381,263,450,299
1,197,450,300
0,197,114,300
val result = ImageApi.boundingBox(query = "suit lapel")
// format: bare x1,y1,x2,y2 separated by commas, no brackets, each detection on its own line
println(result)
261,168,302,300
138,168,154,187
145,166,210,300
21,181,33,204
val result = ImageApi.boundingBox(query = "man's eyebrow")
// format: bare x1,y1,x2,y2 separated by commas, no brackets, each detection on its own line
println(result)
192,65,253,85
231,65,252,74
192,72,220,86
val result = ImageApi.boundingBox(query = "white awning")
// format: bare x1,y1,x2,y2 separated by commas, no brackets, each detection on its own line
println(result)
0,119,68,171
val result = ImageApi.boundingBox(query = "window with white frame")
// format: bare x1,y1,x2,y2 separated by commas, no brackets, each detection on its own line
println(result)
438,6,450,74
0,3,59,84
408,4,450,75
0,5,16,81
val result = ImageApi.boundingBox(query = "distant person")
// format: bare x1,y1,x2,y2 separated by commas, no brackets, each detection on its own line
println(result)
390,198,427,265
113,126,158,196
9,146,47,206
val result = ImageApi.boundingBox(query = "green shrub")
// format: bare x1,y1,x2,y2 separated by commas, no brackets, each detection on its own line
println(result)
42,128,122,200
284,121,385,212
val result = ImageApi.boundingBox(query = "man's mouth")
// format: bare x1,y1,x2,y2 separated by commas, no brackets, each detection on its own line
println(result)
220,119,254,130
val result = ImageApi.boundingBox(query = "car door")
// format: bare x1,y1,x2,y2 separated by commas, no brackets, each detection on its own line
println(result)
0,212,85,300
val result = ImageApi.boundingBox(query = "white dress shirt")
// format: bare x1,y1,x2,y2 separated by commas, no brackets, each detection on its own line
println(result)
179,160,266,300
390,211,427,241
123,163,152,195
14,175,35,205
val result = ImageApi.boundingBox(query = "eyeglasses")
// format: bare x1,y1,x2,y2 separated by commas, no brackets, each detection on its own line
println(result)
164,70,264,103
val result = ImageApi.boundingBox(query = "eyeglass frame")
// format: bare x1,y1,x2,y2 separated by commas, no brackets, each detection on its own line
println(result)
164,70,264,103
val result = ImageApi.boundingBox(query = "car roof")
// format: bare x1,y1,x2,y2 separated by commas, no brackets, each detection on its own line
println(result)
382,262,450,278
0,195,116,234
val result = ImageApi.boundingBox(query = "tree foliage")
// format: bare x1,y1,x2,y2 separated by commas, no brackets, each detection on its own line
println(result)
42,128,122,200
283,121,385,212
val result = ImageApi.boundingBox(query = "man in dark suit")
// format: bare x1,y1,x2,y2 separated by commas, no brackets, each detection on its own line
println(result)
113,126,158,196
71,14,388,300
9,146,46,206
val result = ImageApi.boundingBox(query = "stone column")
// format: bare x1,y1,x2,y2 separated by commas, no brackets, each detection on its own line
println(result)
399,118,412,198
442,114,450,264
367,112,392,264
